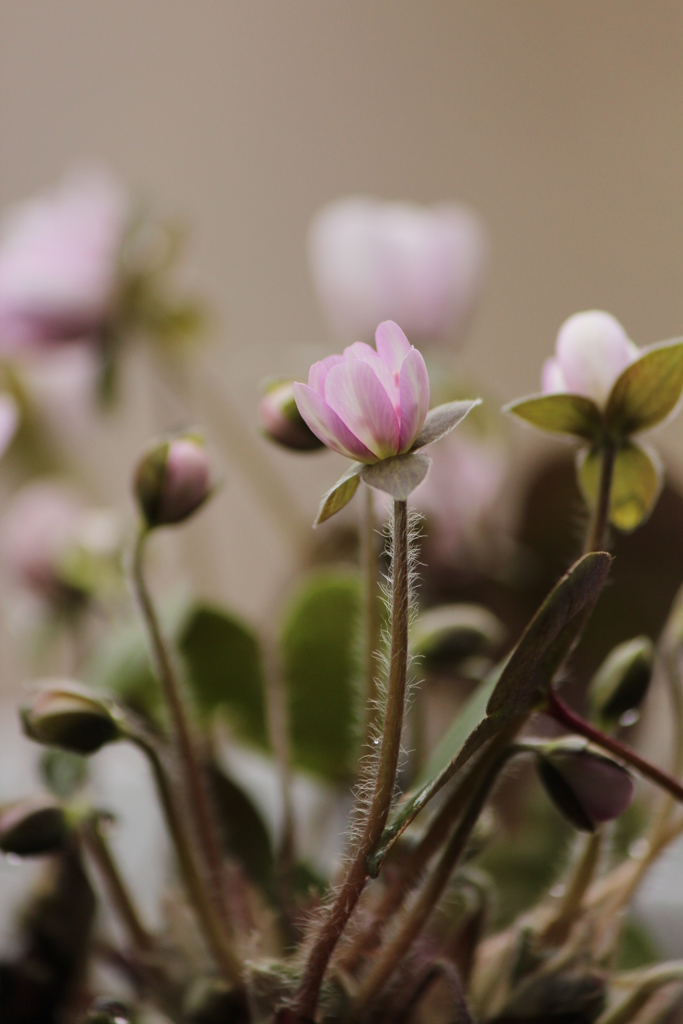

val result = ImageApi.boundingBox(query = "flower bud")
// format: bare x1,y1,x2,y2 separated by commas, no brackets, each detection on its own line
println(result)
258,380,325,451
536,738,635,832
133,433,212,528
21,682,123,755
411,603,505,671
0,796,70,856
589,636,654,729
86,999,132,1024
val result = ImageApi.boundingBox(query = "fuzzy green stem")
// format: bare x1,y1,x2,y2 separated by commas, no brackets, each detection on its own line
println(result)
596,963,683,1024
341,721,523,973
361,484,381,750
546,691,683,803
352,741,517,1011
129,732,243,984
584,441,615,555
131,528,231,930
291,499,410,1021
81,813,153,953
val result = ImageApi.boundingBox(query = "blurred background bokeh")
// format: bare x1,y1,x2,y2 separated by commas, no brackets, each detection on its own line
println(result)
3,2,683,1008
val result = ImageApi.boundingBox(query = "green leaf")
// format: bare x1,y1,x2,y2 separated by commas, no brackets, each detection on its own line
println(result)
315,463,363,525
361,451,432,499
411,604,506,670
606,339,683,435
281,570,361,780
578,442,663,532
503,393,602,440
411,399,481,449
367,553,611,874
207,765,274,891
486,551,612,718
178,604,269,748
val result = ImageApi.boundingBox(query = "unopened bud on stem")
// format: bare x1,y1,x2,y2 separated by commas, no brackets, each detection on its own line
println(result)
133,433,212,528
589,636,654,729
536,737,635,832
259,380,325,451
0,796,70,856
21,682,124,755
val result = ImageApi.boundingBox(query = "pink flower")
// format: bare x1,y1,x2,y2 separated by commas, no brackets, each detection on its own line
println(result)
293,321,430,463
309,197,486,347
0,168,128,352
541,311,639,409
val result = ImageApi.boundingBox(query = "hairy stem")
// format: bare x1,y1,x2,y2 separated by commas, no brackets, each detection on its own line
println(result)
291,498,410,1020
546,691,683,803
129,732,243,984
361,484,381,750
131,529,231,929
584,441,615,555
352,741,517,1011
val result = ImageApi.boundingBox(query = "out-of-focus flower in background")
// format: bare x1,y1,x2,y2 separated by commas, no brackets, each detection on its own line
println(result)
414,423,508,564
308,197,486,348
0,168,128,353
293,320,430,462
541,310,638,408
0,480,122,615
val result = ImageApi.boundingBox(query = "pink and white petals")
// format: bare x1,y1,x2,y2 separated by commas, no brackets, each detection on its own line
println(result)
324,359,400,460
550,311,639,409
398,347,431,450
292,383,374,462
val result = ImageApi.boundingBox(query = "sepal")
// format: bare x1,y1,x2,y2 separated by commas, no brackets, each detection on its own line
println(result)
503,393,602,440
314,462,363,525
361,451,432,499
578,441,663,532
605,338,683,435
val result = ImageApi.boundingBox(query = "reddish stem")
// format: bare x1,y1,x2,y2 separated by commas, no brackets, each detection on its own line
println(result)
546,690,683,803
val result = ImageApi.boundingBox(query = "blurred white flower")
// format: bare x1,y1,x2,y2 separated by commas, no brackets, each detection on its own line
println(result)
541,311,638,409
309,197,486,347
0,167,128,353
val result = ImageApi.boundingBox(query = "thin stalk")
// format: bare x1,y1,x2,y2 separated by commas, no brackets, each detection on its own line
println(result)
540,830,603,945
81,813,153,952
129,731,243,984
584,441,616,555
341,721,523,972
352,741,517,1011
596,963,683,1024
546,691,683,803
131,528,230,928
291,499,411,1021
361,484,381,750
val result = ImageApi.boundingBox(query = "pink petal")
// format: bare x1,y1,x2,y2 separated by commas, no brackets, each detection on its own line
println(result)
343,341,399,407
308,354,345,394
375,320,412,374
0,394,18,459
541,357,567,394
292,382,374,461
398,347,430,450
324,359,400,459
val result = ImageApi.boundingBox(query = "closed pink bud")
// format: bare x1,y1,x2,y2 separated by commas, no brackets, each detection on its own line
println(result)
0,167,128,353
293,321,430,463
258,380,325,451
309,197,486,348
542,311,639,409
134,434,212,528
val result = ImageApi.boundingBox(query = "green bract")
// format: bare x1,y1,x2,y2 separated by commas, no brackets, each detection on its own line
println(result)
505,339,683,534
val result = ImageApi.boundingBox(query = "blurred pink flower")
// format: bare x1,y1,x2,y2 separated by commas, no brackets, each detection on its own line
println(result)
309,197,486,347
0,168,128,353
541,311,638,409
293,320,429,463
414,430,507,560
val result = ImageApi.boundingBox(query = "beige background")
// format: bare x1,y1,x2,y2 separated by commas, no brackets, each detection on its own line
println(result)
2,1,683,621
